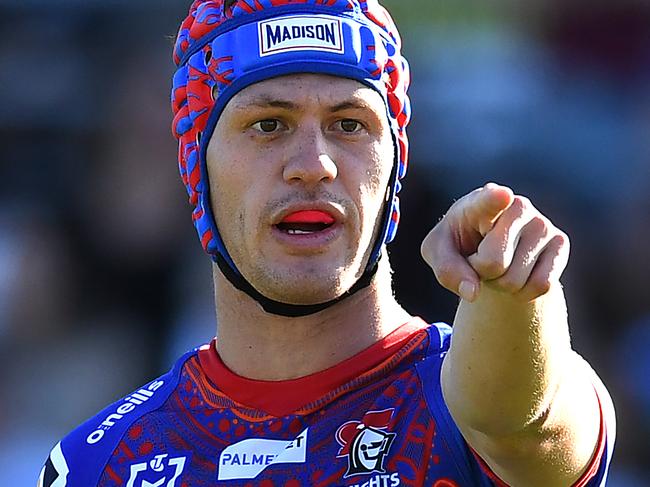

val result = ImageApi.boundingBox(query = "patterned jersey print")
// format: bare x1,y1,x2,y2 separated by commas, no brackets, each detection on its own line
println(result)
40,321,612,486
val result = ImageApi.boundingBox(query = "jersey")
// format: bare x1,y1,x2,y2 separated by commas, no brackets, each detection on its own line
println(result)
39,319,613,486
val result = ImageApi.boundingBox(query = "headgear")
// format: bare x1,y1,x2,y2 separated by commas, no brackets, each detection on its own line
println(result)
172,0,411,316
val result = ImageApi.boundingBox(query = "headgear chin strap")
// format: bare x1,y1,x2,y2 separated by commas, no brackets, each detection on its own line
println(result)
172,0,411,317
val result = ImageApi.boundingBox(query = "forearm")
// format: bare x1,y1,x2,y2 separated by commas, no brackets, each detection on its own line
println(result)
441,282,572,435
425,184,609,485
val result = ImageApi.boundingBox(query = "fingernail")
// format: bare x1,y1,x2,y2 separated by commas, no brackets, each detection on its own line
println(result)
459,281,477,302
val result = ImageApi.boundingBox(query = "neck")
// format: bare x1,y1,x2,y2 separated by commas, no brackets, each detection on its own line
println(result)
212,257,411,380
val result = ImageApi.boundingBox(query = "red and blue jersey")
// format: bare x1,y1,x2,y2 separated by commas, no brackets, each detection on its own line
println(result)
39,319,613,486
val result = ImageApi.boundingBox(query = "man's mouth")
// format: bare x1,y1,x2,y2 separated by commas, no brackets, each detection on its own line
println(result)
276,210,336,235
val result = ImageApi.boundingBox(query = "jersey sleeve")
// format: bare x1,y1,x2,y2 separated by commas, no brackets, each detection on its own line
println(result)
418,323,616,487
37,350,194,487
416,323,497,486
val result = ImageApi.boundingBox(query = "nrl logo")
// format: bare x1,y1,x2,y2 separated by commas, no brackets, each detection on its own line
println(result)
126,453,187,487
335,409,397,478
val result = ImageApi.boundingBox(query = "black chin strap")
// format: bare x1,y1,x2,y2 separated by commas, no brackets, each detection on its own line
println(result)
215,253,379,318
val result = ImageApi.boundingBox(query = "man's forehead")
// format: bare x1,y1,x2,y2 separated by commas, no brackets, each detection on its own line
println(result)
228,73,385,112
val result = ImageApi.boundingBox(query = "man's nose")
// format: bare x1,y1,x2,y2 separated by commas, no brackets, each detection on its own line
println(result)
282,124,338,186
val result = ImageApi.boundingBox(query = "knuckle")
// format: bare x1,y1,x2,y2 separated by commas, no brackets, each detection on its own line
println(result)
528,215,547,233
554,231,570,249
508,197,526,217
525,216,551,242
513,196,531,212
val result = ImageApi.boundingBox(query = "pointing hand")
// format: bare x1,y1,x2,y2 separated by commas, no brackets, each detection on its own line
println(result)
420,183,570,303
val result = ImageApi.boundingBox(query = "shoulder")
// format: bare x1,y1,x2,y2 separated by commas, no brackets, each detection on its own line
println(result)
423,321,453,354
38,349,197,487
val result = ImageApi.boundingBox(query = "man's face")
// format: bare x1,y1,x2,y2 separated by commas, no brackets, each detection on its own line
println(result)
206,74,394,305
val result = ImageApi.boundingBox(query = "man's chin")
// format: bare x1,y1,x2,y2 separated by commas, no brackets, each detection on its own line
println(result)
250,270,355,306
240,258,365,305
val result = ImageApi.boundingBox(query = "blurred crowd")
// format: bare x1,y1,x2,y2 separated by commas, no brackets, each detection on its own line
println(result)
0,1,648,484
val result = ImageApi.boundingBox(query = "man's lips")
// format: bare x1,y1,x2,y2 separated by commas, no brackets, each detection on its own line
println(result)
274,208,341,238
280,210,336,225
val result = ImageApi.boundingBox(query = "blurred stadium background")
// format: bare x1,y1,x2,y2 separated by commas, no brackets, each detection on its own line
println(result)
1,0,648,484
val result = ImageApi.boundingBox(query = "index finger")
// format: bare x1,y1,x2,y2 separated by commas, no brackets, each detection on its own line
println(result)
461,183,515,237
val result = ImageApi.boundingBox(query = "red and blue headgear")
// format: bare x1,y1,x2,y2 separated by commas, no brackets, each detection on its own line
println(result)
172,0,411,316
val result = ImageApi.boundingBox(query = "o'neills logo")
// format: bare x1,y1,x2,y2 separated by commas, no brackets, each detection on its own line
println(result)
259,15,344,56
86,380,165,444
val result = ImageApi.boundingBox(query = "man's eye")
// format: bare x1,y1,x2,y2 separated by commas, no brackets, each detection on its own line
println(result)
337,119,363,133
252,119,281,133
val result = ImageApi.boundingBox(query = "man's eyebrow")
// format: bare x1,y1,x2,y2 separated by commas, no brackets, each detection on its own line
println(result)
232,96,377,112
328,99,376,113
234,96,298,110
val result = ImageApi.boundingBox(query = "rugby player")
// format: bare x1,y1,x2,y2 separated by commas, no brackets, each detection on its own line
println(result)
39,0,615,485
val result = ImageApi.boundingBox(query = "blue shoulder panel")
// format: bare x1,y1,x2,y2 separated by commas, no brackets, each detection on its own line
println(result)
415,323,495,486
39,349,196,487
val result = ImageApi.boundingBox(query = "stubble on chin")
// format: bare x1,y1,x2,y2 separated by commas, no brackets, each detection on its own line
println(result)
244,257,354,305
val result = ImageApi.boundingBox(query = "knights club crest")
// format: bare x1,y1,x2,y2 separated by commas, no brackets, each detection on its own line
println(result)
335,408,397,478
